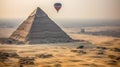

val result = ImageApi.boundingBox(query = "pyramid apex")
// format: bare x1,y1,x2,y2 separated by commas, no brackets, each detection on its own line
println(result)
29,7,47,17
37,7,40,9
36,7,41,11
36,7,43,12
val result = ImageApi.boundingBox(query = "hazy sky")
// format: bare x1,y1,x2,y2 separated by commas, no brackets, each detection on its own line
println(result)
0,0,120,20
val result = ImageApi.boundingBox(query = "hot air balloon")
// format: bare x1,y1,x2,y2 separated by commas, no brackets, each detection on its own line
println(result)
54,3,62,13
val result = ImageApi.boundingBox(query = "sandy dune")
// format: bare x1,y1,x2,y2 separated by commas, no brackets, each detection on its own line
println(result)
0,27,120,67
0,42,120,67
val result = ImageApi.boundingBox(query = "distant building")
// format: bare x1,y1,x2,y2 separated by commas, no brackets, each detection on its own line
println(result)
81,28,85,33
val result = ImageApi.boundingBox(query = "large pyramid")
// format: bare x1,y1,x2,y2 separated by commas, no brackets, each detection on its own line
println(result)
9,7,73,44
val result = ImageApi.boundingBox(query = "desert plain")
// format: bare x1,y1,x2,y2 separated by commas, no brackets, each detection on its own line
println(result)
0,26,120,67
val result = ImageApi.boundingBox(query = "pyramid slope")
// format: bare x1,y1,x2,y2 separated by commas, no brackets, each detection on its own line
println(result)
9,7,73,44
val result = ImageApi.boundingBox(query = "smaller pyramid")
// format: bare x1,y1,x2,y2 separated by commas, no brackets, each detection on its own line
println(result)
9,7,73,44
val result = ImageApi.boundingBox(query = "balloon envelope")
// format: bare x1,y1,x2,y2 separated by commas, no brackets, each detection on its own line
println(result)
54,3,62,12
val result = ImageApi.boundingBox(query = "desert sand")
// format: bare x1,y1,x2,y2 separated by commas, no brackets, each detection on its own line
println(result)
0,27,120,67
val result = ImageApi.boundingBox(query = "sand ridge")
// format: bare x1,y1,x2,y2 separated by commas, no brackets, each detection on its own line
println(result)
0,42,120,67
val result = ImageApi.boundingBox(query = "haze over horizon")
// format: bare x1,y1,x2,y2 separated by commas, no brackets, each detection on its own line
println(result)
0,0,120,21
